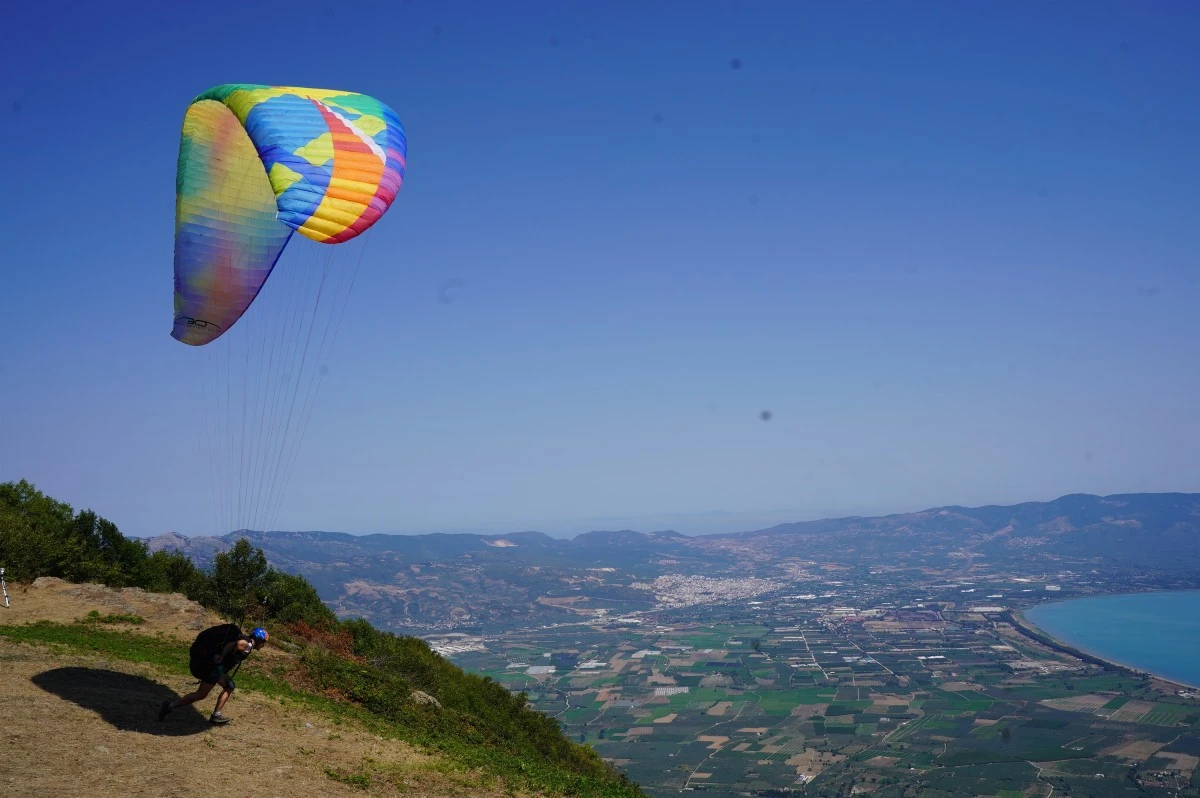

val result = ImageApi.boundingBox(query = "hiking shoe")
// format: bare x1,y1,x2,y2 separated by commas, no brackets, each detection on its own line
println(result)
158,700,172,722
209,711,230,725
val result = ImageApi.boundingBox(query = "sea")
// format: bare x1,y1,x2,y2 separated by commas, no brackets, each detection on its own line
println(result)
1024,590,1200,689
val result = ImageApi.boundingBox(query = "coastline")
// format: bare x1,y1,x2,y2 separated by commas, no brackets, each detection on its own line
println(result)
1009,606,1200,693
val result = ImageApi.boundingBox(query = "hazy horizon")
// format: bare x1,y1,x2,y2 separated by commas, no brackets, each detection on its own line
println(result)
127,487,1197,541
129,503,862,540
3,2,1198,538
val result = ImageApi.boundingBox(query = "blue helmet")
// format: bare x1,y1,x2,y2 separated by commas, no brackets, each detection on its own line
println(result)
251,627,269,644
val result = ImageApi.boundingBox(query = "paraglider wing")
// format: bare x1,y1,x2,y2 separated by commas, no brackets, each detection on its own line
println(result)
172,99,293,346
172,84,407,346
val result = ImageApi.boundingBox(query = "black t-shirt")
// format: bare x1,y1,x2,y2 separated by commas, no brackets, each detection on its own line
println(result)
190,623,248,669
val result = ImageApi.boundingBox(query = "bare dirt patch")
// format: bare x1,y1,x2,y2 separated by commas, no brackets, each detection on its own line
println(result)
863,620,945,632
940,681,981,692
535,596,584,607
785,748,846,779
1041,693,1111,713
3,577,219,639
1156,751,1200,773
790,702,830,718
1108,700,1157,723
1103,739,1167,761
866,756,899,767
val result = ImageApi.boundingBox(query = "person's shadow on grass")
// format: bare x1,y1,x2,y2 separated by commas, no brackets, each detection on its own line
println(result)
32,667,210,736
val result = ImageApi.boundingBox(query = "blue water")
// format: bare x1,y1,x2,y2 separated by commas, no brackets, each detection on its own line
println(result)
1024,591,1200,688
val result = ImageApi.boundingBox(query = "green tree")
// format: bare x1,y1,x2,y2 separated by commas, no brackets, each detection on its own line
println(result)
0,479,76,581
209,538,269,622
143,549,210,600
259,569,336,627
67,510,151,586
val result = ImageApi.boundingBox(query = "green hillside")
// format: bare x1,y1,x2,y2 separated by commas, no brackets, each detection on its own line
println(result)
0,479,644,797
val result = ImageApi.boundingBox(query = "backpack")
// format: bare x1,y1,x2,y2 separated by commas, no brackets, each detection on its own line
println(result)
190,623,243,663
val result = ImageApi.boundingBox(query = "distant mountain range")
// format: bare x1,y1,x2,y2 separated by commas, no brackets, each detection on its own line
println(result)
147,492,1200,633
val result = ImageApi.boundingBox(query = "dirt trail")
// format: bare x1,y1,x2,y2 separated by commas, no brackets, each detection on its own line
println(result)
0,579,507,797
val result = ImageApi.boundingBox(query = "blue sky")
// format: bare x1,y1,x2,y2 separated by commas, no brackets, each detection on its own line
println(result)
2,1,1198,538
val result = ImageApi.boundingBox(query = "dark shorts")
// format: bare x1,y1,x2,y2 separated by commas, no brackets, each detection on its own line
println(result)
189,659,222,685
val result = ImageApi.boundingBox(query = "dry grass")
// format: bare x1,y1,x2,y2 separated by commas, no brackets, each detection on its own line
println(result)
865,756,899,767
623,727,655,737
3,577,220,639
784,748,846,779
645,670,675,686
1103,739,1167,762
1041,693,1111,713
696,735,728,751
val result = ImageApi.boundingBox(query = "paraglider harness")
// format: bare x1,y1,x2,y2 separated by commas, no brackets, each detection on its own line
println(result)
189,623,256,690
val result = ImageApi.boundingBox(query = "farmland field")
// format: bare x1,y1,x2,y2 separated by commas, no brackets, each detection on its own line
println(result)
438,590,1200,796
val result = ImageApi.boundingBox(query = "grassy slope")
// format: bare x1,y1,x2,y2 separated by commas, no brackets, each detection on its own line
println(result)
0,478,643,796
0,629,476,797
0,621,643,797
0,575,645,798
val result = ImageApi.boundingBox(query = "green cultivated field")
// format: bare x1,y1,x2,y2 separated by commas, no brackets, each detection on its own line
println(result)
443,610,1200,798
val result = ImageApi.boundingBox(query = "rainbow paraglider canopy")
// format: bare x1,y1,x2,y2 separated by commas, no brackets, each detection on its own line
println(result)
172,84,406,346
